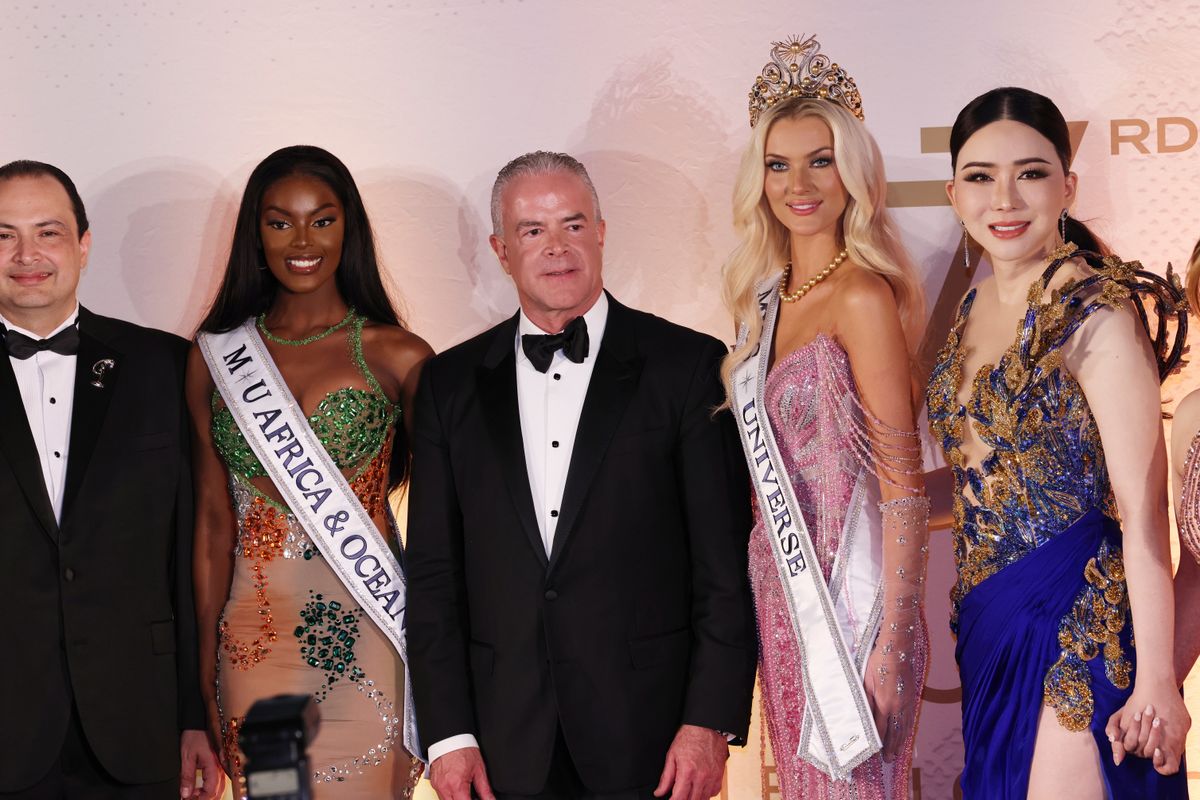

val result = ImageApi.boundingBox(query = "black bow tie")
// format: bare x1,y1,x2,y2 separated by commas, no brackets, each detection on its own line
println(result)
521,316,589,373
4,323,81,360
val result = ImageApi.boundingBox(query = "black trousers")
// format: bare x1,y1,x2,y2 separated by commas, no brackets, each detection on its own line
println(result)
1,707,176,799
493,728,656,800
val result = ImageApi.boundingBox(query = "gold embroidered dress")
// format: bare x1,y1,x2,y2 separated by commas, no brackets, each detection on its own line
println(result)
210,315,420,799
925,246,1186,798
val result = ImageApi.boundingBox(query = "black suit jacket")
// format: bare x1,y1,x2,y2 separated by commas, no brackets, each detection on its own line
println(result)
0,307,203,791
406,295,756,794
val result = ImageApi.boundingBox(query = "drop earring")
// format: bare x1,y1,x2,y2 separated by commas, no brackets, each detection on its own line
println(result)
960,220,971,272
1059,209,1068,243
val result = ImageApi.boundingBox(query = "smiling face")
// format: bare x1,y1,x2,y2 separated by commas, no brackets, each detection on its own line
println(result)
762,114,849,243
488,170,605,332
947,119,1076,271
0,174,90,334
259,173,345,295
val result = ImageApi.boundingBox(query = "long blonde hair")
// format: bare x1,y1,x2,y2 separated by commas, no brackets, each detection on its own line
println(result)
720,97,925,400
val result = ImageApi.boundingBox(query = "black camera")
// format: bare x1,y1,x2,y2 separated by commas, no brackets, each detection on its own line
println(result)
238,694,321,800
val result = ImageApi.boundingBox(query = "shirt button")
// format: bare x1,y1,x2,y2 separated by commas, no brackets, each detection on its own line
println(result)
550,509,559,518
553,373,561,381
551,441,559,448
63,568,75,582
54,451,61,458
49,397,57,404
544,589,558,601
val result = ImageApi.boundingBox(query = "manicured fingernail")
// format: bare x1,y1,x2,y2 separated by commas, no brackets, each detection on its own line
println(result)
1107,732,1115,742
1144,704,1154,715
1153,717,1161,729
1155,748,1162,759
181,790,191,799
1134,712,1142,722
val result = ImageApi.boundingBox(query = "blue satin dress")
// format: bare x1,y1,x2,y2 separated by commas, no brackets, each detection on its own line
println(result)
925,248,1187,798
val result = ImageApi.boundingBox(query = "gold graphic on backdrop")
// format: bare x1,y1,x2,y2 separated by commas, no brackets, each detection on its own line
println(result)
887,122,1089,209
1111,117,1199,154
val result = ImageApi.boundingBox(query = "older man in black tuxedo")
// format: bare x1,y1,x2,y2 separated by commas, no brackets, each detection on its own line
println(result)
407,151,757,800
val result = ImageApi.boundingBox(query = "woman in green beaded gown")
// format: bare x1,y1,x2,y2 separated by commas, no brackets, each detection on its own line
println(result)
186,145,432,799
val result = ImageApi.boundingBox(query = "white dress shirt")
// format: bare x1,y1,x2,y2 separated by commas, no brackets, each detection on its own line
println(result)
426,294,609,764
1,306,79,522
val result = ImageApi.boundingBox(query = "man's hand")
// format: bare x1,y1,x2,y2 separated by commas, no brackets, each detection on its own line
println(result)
180,729,225,800
653,724,728,800
429,746,495,800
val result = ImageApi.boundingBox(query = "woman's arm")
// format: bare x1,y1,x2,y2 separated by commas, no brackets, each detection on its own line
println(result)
184,342,238,759
1066,302,1188,775
361,324,433,439
836,268,929,761
1169,390,1200,685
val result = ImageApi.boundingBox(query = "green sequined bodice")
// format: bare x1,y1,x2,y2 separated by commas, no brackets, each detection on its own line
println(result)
211,315,399,484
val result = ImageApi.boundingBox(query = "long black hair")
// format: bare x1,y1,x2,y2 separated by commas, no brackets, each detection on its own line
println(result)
200,145,413,488
949,87,1108,255
200,144,401,332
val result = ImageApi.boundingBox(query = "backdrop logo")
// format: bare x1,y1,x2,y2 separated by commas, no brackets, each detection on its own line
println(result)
1111,118,1198,154
885,122,1090,208
888,118,1195,209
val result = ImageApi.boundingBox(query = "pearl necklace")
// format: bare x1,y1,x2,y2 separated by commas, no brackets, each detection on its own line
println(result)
779,250,849,303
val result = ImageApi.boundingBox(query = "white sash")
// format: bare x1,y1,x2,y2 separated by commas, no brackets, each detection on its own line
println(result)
731,280,883,779
199,321,421,761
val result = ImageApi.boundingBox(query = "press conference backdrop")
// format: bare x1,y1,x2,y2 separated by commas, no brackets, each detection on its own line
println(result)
4,1,1198,797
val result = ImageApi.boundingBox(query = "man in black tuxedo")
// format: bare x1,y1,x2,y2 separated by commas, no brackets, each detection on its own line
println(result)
0,161,221,799
407,152,756,800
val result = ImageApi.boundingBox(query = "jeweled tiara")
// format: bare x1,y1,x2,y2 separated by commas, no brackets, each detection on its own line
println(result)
748,34,864,127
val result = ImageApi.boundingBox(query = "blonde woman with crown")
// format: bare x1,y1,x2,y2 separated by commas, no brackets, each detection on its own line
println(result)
721,36,929,799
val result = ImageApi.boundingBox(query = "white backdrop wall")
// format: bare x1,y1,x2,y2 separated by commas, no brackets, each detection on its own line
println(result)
5,1,1200,797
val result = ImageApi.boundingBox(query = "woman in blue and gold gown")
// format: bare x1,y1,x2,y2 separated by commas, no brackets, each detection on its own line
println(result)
926,88,1189,798
186,146,431,799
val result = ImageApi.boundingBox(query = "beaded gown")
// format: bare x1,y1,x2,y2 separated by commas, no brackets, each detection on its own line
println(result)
1178,428,1200,564
748,334,926,800
210,316,420,799
925,251,1186,798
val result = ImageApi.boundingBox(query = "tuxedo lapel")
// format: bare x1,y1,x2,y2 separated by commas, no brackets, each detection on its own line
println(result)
0,354,59,539
477,315,548,568
549,297,642,570
61,308,122,524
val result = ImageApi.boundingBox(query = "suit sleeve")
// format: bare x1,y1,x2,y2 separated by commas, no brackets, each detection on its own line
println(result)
676,338,757,743
171,338,205,731
405,361,477,754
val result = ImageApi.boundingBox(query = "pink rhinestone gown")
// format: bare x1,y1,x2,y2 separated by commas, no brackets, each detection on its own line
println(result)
747,335,925,800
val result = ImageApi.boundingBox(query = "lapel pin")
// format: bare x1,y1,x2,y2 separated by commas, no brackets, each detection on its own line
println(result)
91,358,116,389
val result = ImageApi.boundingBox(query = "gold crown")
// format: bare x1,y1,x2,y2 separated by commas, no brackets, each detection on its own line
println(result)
748,35,864,127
